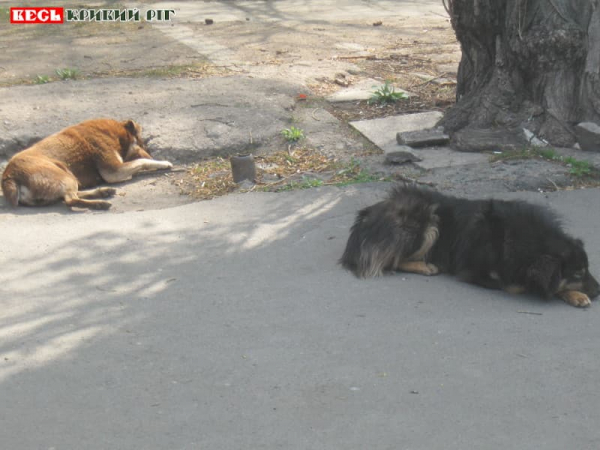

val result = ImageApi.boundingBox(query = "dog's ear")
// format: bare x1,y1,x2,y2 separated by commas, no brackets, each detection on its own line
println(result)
526,255,561,298
122,119,141,138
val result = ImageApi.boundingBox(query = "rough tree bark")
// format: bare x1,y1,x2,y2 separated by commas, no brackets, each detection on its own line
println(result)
440,0,600,151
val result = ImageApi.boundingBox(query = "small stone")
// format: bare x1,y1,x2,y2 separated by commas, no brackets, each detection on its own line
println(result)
574,122,600,152
385,150,422,165
236,179,255,190
205,18,214,25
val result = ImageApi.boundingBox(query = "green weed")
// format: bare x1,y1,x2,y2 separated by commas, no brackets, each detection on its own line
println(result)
278,177,324,191
55,68,80,80
281,126,305,142
564,157,592,178
368,81,408,105
490,147,596,179
34,75,50,84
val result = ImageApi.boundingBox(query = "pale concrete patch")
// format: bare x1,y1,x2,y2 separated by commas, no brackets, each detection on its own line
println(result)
350,112,487,169
151,23,240,66
326,79,412,103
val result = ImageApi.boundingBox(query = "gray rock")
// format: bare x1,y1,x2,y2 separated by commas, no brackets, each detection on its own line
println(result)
396,127,449,148
575,122,600,152
384,150,422,165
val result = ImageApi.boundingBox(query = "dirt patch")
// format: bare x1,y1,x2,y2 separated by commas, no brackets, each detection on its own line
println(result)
172,147,387,201
185,15,459,121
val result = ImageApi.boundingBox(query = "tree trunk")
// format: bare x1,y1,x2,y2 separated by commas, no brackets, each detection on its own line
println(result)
440,0,600,150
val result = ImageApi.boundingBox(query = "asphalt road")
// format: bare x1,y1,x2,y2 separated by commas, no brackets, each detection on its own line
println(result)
1,184,599,449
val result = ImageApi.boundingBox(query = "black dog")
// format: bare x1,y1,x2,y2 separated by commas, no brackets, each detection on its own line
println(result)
340,185,599,307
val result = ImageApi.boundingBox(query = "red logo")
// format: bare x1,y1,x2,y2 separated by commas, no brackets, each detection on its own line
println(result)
10,7,64,24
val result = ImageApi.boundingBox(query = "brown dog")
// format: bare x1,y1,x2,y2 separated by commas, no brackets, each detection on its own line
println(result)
1,118,172,210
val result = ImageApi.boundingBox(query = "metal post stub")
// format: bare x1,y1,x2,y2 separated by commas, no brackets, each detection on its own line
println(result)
230,154,256,183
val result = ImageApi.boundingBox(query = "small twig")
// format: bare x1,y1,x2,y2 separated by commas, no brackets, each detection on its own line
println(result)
311,108,323,121
96,286,116,292
517,310,543,315
332,55,373,60
414,75,446,87
442,0,451,16
429,11,449,19
545,176,559,191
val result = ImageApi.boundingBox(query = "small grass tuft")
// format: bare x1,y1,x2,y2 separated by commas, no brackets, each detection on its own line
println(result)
333,157,387,186
490,147,598,180
277,177,324,191
34,75,50,84
537,148,560,161
281,126,305,142
368,81,408,105
564,157,592,178
55,68,80,80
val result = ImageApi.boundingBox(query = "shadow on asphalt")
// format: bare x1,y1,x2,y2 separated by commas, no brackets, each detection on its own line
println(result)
1,185,599,448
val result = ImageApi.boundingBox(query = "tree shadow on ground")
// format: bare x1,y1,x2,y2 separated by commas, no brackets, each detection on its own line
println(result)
1,185,599,449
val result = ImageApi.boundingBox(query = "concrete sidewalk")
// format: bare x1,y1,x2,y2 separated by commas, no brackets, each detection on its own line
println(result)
1,184,599,449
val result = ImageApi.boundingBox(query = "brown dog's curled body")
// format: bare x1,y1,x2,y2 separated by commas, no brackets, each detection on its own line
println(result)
1,118,172,210
340,185,600,308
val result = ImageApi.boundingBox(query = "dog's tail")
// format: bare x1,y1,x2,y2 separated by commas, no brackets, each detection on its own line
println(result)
339,210,368,276
339,206,399,278
340,187,441,278
1,176,19,207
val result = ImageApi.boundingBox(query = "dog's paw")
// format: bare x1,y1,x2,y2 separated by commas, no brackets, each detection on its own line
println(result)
157,161,173,170
98,188,117,198
91,200,112,210
423,263,439,276
560,290,591,308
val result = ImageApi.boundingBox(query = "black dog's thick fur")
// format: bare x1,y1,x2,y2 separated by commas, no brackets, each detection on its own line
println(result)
340,185,600,307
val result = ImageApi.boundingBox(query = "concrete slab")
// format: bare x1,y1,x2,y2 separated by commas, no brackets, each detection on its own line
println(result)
326,79,411,103
351,111,443,149
350,112,487,169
